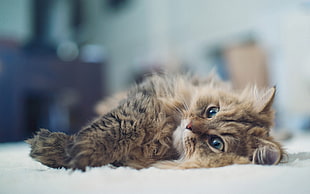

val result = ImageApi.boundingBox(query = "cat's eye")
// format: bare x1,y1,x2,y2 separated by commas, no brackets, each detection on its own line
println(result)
206,107,219,118
208,136,224,151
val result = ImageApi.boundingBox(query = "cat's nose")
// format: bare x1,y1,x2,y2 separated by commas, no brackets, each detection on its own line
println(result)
186,121,192,130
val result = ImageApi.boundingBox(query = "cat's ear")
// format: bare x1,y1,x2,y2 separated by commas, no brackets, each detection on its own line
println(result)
252,138,282,165
255,86,276,113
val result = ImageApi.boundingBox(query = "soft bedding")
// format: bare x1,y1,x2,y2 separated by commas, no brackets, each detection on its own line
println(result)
1,134,310,194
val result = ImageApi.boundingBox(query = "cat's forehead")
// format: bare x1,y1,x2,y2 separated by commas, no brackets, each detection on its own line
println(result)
194,89,240,106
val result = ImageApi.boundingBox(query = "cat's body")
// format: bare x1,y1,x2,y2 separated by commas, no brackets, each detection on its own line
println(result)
27,74,284,171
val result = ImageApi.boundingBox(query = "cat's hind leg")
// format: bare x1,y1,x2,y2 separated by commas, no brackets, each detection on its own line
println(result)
26,129,72,169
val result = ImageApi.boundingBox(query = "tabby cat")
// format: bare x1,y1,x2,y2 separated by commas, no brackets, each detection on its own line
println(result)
26,73,284,171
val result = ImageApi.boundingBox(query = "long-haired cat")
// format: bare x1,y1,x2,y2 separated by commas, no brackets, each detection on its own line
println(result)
26,73,284,171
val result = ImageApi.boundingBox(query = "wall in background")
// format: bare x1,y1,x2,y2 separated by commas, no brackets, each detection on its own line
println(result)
0,0,32,43
83,0,296,93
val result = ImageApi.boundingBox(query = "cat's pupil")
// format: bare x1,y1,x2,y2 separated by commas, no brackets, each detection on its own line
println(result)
209,136,224,151
206,107,219,118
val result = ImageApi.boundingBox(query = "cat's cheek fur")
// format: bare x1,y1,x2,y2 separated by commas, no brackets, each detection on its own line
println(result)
152,159,206,169
152,154,251,169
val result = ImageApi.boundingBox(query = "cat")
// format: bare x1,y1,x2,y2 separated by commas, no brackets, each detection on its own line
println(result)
26,73,284,171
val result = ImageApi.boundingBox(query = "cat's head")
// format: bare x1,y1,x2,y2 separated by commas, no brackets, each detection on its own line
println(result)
172,85,284,169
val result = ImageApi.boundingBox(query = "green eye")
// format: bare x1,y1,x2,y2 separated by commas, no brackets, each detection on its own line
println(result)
206,107,219,118
209,136,224,151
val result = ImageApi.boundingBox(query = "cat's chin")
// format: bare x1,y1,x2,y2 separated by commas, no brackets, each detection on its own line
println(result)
172,126,185,155
173,119,194,157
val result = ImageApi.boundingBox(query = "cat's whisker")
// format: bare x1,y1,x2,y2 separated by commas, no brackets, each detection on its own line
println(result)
171,103,183,115
182,100,190,112
167,98,187,116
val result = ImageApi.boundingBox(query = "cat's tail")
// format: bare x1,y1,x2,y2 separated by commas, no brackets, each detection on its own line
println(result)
26,129,72,169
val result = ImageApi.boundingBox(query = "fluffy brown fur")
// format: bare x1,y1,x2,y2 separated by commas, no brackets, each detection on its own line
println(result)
26,73,284,171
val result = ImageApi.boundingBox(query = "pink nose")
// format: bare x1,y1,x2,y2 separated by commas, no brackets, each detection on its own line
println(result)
186,121,192,130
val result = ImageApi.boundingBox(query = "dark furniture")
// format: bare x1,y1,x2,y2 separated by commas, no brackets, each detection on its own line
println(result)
0,42,105,142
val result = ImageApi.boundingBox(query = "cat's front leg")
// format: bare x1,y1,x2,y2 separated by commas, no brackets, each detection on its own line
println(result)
67,128,119,171
67,113,139,171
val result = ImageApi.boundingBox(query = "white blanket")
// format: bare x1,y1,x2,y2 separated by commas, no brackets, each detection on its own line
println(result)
1,134,310,194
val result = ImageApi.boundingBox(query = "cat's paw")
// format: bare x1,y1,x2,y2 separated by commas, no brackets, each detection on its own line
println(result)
26,129,70,168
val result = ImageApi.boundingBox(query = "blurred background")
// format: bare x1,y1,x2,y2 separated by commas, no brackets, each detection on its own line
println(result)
1,0,310,142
